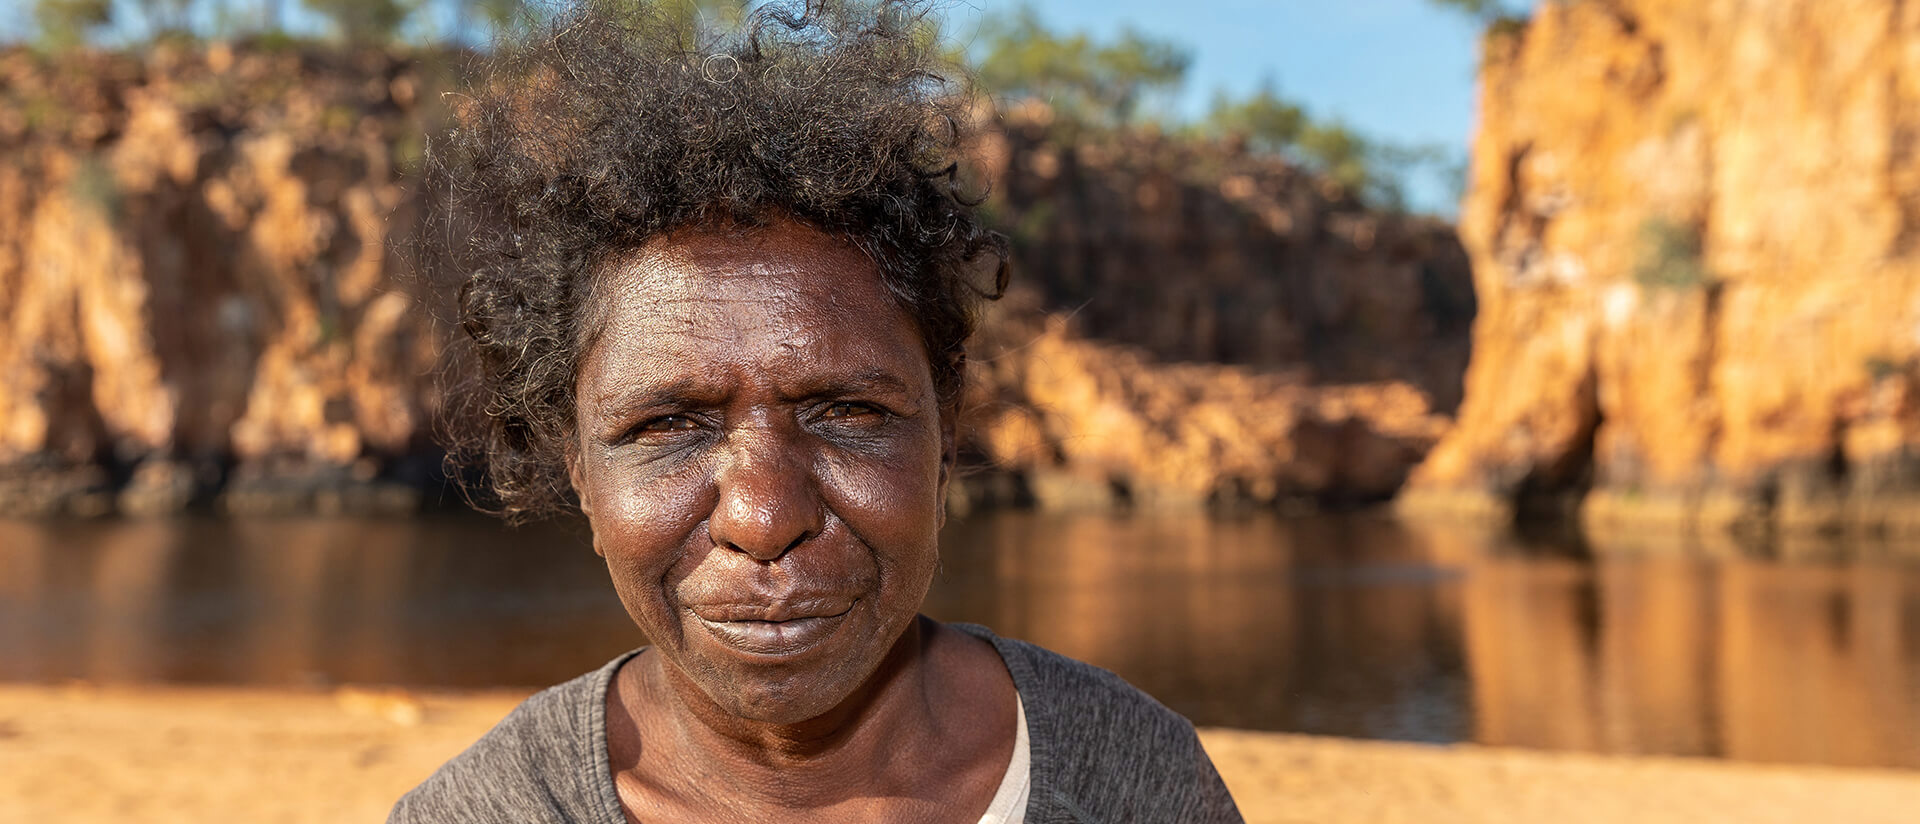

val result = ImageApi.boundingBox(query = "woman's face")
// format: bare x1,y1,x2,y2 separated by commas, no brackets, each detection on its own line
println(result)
569,220,950,725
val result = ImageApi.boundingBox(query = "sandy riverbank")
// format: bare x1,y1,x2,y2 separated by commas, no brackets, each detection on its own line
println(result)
3,683,1917,823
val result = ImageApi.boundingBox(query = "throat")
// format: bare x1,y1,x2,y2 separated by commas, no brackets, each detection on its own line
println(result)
605,618,1020,824
618,619,932,790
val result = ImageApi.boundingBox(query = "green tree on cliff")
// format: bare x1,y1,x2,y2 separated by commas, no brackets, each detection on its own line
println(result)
970,4,1191,128
966,6,1447,210
1204,81,1306,154
444,0,759,44
305,0,417,43
134,0,196,36
1204,78,1451,208
33,0,112,49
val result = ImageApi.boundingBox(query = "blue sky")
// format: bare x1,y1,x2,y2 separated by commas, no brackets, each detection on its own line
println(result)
943,0,1516,214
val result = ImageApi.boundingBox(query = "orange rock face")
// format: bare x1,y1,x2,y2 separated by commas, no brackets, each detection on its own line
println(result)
980,108,1477,412
0,46,446,514
954,107,1470,512
1402,0,1920,538
0,46,1470,515
960,291,1452,512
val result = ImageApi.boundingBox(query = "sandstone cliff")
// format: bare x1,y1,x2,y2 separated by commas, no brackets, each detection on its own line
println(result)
1400,0,1920,540
953,105,1469,512
955,287,1451,513
0,44,447,516
980,106,1476,411
0,43,1469,516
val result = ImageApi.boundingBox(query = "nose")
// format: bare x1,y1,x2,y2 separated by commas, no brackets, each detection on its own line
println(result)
707,425,824,562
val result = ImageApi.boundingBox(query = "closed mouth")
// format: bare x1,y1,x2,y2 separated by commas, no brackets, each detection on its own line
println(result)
688,602,857,658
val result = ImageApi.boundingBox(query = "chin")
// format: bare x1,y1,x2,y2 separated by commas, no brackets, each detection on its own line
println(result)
689,607,913,724
691,652,881,725
713,681,849,725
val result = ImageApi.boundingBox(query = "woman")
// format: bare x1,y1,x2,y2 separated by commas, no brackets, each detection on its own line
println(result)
395,1,1243,821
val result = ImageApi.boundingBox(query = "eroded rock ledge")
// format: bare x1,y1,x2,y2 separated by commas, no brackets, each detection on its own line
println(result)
0,43,1470,517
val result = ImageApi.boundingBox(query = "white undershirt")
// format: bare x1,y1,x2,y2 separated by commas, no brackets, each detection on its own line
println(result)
975,694,1031,824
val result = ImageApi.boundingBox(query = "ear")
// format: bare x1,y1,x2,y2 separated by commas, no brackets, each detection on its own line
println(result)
566,444,605,557
937,406,959,527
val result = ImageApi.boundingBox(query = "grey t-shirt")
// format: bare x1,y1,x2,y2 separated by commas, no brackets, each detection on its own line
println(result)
390,623,1245,823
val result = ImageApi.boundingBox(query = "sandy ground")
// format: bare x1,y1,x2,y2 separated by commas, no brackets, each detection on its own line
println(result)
4,683,1919,824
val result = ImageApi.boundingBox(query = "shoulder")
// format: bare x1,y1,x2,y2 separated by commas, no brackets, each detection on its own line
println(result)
951,624,1244,824
387,653,635,824
992,632,1194,749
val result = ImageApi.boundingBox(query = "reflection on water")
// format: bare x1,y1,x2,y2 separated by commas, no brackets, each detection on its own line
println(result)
1465,556,1920,767
924,514,1472,745
0,516,620,687
2,512,1918,769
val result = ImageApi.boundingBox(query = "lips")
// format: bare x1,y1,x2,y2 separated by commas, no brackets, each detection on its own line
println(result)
687,597,857,658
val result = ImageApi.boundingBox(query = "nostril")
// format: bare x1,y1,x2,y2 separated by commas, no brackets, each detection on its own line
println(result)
709,485,822,562
782,529,812,555
709,435,824,561
718,527,816,562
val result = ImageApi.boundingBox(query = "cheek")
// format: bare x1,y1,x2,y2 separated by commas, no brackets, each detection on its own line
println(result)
816,426,946,571
584,457,714,609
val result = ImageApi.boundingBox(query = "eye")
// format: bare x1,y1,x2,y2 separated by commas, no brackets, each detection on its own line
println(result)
628,415,699,440
822,402,879,419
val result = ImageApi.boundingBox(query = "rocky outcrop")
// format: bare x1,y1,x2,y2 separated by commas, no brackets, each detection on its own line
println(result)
949,104,1469,513
979,104,1476,411
0,43,446,515
955,289,1451,513
1400,0,1920,539
0,44,1469,516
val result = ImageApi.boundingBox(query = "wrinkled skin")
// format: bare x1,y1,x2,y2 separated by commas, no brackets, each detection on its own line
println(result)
568,219,1016,822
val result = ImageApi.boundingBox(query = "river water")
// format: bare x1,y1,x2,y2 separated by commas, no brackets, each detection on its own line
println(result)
2,511,1917,769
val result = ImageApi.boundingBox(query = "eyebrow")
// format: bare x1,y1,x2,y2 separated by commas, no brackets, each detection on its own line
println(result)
591,378,718,420
780,369,916,403
590,369,918,416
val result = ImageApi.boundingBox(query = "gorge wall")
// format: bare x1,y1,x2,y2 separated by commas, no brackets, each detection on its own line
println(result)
957,108,1469,512
1400,0,1920,540
0,45,449,516
0,43,1471,517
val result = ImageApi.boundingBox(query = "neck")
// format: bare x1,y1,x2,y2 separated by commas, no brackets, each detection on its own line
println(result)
639,616,937,803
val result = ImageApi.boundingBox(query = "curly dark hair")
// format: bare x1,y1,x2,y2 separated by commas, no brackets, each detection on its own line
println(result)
435,0,1007,522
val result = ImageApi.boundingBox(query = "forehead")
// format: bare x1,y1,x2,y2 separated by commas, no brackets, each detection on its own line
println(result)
578,222,927,392
604,224,878,326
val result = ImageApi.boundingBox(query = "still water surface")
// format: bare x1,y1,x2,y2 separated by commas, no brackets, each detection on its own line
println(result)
3,512,1918,769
